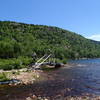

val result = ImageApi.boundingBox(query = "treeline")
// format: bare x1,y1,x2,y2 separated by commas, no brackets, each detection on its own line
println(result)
0,21,100,68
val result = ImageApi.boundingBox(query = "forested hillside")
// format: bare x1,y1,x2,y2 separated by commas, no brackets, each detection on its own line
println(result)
0,21,100,60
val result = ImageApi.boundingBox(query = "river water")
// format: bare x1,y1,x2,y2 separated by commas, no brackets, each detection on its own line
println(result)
0,59,100,100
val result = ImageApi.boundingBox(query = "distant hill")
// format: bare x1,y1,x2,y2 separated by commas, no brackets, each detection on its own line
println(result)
0,21,100,59
90,40,100,44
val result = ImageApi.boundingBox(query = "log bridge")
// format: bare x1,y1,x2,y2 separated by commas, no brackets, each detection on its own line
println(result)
32,54,55,69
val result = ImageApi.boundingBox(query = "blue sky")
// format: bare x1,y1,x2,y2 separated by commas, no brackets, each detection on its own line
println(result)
0,0,100,41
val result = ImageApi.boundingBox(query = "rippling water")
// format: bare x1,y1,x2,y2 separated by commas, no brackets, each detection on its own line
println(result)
1,58,100,100
67,58,100,95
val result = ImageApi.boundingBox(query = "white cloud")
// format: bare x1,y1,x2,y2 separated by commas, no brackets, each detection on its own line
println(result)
87,34,100,41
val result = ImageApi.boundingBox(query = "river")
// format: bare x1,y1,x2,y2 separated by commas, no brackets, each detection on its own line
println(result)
0,59,100,100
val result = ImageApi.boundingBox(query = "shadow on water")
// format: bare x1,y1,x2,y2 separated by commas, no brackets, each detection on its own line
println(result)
1,59,100,100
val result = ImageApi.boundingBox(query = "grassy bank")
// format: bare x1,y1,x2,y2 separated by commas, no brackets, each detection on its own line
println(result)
0,72,9,81
0,56,32,70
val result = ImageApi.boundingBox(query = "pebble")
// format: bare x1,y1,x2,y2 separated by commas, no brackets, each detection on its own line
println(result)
66,88,71,92
44,99,48,100
26,97,32,100
32,95,37,100
38,96,42,99
36,75,39,78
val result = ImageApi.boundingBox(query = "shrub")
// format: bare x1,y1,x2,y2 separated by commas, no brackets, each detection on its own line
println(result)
0,57,32,70
62,59,67,64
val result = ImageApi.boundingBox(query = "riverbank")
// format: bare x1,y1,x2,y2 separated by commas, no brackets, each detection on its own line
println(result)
0,68,43,85
0,63,79,85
